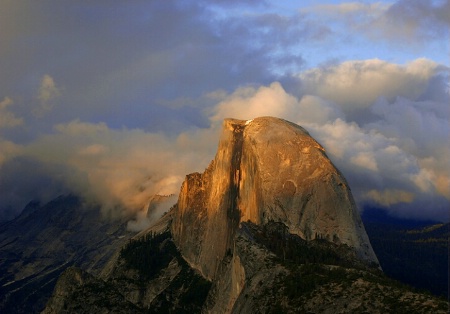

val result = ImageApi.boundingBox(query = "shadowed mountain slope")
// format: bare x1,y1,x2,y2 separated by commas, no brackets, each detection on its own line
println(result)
0,195,136,313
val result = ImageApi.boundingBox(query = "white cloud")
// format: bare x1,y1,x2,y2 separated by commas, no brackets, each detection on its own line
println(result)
127,209,151,232
0,97,23,128
23,120,214,217
210,82,298,122
34,74,60,117
365,189,415,207
209,82,343,126
302,2,388,17
366,95,450,201
78,144,108,156
127,194,177,231
54,119,109,136
298,58,440,111
351,152,378,172
297,95,343,124
303,118,417,185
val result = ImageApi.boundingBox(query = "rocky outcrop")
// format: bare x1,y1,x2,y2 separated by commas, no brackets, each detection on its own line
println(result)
171,117,378,280
42,267,140,314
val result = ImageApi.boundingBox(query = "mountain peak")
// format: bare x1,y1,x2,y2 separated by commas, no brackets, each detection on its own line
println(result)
171,117,378,280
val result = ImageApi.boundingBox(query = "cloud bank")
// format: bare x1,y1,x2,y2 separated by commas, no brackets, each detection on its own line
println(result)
0,1,448,225
1,57,448,223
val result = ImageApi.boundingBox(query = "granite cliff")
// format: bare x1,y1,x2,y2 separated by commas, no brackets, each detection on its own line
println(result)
171,117,378,280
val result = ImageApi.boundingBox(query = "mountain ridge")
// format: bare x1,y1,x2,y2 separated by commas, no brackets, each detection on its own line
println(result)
0,195,137,313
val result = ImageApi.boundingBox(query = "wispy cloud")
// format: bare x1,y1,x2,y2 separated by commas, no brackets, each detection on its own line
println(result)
299,58,441,111
301,0,449,42
365,189,414,207
34,74,60,117
301,2,388,17
0,97,23,129
375,0,450,41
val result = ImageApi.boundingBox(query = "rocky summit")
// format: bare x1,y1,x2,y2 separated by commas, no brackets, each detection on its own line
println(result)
42,117,448,314
171,117,378,280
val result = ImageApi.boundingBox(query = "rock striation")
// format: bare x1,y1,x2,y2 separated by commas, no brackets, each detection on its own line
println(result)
171,117,378,280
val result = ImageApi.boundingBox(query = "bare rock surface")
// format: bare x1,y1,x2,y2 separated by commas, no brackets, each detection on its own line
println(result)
172,117,378,281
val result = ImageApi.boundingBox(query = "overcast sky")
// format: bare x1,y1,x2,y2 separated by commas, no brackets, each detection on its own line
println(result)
0,0,449,223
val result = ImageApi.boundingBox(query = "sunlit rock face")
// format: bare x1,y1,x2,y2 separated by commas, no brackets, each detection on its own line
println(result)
171,117,378,280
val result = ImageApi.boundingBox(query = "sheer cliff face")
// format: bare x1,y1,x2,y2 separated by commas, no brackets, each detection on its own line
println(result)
171,117,378,280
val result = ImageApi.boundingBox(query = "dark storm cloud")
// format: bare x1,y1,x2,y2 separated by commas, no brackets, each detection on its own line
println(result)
0,0,309,135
